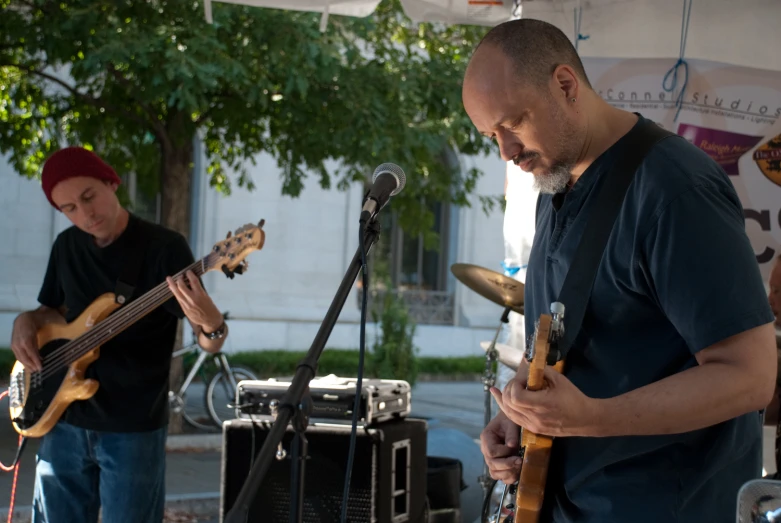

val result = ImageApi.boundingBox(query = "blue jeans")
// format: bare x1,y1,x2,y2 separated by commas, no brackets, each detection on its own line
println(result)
32,422,167,523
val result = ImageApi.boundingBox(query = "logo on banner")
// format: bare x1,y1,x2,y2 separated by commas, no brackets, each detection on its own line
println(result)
677,124,764,176
753,134,781,187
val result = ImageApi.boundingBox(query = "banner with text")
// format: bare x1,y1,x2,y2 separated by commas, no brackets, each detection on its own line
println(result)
583,57,781,284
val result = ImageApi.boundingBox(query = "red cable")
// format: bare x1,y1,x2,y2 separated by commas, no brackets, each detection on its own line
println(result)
6,446,19,523
0,390,21,523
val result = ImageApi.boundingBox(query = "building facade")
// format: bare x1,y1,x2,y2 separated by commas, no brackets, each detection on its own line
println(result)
0,143,513,358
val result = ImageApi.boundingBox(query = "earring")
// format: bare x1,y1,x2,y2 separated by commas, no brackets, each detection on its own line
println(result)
571,97,576,102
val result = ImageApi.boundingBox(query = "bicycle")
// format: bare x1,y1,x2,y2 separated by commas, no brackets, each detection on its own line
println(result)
168,312,259,430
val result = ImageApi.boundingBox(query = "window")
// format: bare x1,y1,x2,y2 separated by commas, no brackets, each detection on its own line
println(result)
374,201,450,292
363,193,456,326
122,170,160,224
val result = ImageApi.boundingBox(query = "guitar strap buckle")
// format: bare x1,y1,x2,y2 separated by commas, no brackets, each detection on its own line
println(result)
114,283,134,305
114,217,150,306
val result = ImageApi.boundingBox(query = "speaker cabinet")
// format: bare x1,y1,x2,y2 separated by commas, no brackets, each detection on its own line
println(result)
220,418,428,523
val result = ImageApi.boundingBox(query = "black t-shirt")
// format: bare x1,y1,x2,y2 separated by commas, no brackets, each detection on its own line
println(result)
38,212,195,432
525,115,774,522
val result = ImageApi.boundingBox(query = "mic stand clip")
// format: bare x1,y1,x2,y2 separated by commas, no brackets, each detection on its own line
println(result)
269,392,314,522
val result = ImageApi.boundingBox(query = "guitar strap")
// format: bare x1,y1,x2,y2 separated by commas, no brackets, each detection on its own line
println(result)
114,216,151,305
543,118,675,361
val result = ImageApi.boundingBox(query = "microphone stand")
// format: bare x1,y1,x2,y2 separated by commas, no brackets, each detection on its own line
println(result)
224,216,382,523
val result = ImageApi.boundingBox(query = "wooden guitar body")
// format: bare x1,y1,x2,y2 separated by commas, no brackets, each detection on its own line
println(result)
514,316,565,520
514,311,567,522
9,293,120,437
493,303,566,523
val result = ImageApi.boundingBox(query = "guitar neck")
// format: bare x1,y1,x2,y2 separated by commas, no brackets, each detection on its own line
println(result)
61,256,212,365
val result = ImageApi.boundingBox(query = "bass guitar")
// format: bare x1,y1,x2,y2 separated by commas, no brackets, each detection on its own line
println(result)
8,220,266,438
491,301,566,523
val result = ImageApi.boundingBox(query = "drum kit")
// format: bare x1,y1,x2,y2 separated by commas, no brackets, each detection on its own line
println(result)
450,262,526,499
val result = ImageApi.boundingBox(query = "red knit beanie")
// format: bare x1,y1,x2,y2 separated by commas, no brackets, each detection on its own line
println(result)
41,147,121,209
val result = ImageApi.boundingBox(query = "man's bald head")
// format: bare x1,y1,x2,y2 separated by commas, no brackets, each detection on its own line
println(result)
461,18,592,194
469,18,592,91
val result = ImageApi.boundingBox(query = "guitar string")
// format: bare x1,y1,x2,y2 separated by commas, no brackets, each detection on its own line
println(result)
36,257,210,380
35,253,221,381
33,225,259,382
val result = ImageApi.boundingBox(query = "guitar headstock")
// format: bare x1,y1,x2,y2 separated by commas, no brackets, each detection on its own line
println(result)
205,219,266,279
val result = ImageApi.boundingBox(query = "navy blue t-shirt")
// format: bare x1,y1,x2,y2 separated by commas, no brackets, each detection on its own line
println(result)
524,115,775,522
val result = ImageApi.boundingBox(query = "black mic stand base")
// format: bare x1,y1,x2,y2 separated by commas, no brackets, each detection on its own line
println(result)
224,218,381,523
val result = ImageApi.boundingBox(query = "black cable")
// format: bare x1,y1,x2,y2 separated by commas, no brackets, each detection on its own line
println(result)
340,219,371,523
0,436,27,471
481,479,498,523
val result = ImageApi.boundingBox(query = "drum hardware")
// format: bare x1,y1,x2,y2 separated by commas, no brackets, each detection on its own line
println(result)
480,341,523,372
450,263,525,499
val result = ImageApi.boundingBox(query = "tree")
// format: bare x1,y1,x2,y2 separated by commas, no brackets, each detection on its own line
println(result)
0,0,494,432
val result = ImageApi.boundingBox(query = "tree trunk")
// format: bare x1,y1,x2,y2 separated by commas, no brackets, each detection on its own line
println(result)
159,131,194,436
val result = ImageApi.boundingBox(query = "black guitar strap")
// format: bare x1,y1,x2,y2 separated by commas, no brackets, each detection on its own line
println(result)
544,119,675,361
114,216,151,305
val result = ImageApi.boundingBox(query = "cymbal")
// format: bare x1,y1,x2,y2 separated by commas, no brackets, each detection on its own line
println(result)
451,263,524,314
480,341,524,371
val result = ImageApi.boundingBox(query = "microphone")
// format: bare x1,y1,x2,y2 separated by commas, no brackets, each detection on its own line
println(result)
359,163,406,223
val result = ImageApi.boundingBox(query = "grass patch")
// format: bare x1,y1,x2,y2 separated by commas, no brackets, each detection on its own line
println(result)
229,349,485,379
0,348,484,380
0,349,16,376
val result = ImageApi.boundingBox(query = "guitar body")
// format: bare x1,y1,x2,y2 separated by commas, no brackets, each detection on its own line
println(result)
513,313,567,522
9,293,120,437
490,304,567,523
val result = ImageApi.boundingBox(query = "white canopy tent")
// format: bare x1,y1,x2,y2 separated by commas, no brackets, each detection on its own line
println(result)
204,0,516,28
203,0,781,72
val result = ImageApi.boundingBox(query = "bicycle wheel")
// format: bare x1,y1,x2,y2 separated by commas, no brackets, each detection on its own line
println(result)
179,390,218,432
205,366,259,427
171,348,217,432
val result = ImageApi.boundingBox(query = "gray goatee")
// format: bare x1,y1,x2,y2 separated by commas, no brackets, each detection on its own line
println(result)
533,163,572,194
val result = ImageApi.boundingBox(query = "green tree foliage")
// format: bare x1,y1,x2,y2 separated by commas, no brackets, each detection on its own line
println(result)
369,289,419,387
0,0,495,434
0,0,494,247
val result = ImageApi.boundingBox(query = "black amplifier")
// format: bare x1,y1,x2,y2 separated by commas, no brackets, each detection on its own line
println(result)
235,375,411,427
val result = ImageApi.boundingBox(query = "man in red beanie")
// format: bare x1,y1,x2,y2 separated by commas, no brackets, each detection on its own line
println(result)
9,146,229,523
